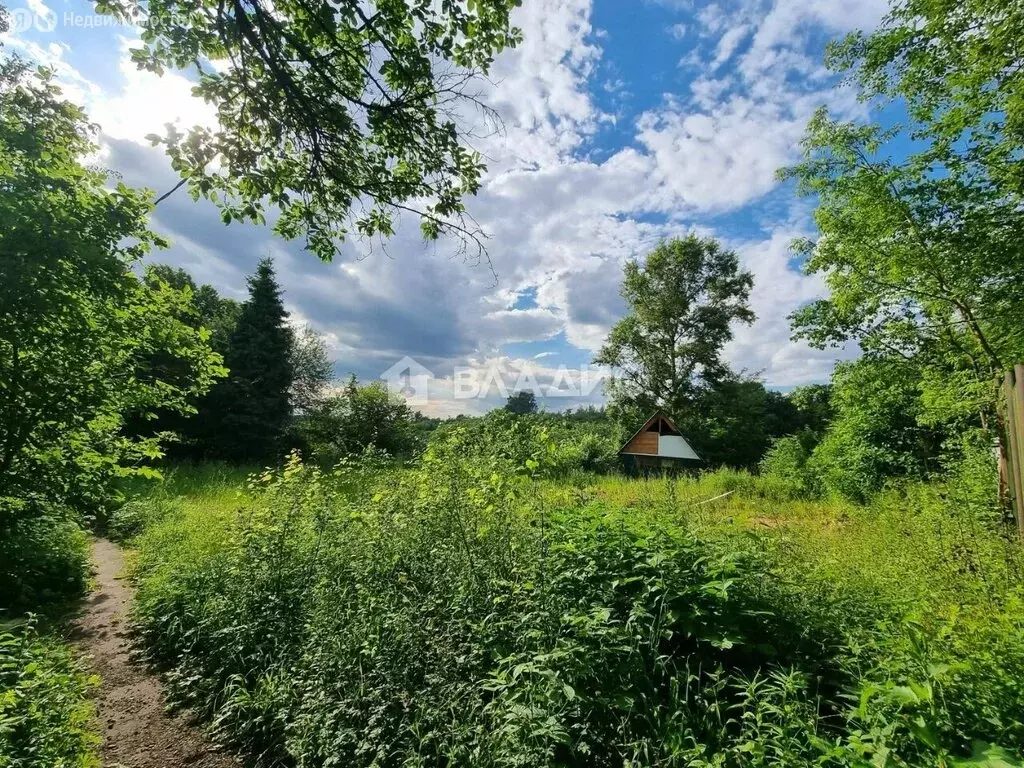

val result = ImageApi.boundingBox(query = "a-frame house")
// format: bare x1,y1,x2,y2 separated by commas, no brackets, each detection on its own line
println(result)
618,409,701,473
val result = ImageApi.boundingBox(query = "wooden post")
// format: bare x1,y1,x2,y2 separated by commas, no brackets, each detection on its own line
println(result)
1003,371,1021,536
1014,366,1024,538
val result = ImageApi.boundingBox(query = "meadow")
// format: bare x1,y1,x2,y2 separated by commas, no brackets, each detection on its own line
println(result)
111,427,1024,768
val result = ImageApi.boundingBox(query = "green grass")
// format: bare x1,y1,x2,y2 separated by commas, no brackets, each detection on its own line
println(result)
121,451,1024,767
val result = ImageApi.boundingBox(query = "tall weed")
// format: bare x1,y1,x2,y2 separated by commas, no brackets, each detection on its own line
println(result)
127,440,1024,766
0,620,99,768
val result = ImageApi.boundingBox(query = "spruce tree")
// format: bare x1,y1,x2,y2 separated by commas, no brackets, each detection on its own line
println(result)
214,257,294,462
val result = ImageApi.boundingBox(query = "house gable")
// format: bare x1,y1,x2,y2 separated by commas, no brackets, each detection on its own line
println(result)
619,410,701,462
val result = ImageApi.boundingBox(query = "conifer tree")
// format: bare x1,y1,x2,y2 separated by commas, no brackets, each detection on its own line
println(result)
214,257,294,462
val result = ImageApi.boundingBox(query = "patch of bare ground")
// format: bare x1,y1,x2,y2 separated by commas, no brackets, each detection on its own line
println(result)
71,538,240,768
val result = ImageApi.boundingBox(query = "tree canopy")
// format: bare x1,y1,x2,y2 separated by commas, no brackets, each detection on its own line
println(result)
0,58,221,515
781,109,1024,427
97,0,522,260
828,0,1024,200
504,390,538,416
298,375,419,462
595,235,754,426
768,0,1024,502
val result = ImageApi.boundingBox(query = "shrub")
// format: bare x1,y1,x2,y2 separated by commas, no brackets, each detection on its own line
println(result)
126,444,1024,767
106,498,175,542
759,432,821,499
0,620,98,768
297,377,421,464
427,411,621,479
0,507,90,614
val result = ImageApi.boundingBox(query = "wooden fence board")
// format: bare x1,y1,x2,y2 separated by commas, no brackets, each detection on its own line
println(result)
1005,371,1023,536
1014,366,1024,536
1000,366,1024,538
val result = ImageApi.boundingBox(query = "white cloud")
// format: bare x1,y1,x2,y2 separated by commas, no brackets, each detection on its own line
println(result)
89,37,216,143
635,0,879,217
750,0,889,57
724,230,853,386
711,24,750,70
0,34,102,109
6,0,892,413
636,95,807,213
478,0,603,172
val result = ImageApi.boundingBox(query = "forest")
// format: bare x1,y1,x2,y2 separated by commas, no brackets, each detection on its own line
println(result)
2,0,1024,766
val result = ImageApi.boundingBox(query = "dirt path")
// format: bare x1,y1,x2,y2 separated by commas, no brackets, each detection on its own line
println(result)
72,538,240,768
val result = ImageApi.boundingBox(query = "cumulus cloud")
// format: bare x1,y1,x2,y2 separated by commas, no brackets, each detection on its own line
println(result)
724,230,853,385
89,37,217,143
636,95,808,213
4,0,890,413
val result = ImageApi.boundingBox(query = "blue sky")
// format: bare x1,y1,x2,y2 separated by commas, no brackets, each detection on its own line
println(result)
2,0,891,415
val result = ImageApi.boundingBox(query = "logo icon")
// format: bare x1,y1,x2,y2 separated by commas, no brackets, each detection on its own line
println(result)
380,356,433,407
9,7,34,32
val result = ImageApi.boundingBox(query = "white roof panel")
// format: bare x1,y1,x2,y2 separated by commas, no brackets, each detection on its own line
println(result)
659,435,701,461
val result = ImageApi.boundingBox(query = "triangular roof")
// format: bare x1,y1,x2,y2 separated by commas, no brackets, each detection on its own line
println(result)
618,409,701,461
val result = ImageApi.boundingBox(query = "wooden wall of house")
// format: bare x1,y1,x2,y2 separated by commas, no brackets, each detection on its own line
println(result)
623,431,658,455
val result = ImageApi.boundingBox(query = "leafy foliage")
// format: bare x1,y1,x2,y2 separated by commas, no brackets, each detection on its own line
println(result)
681,377,774,468
428,409,620,477
289,325,333,415
0,621,98,768
759,432,820,500
781,2,1024,501
809,357,945,501
0,511,90,613
297,375,420,463
596,235,754,427
504,390,538,415
0,58,222,516
125,439,1024,767
780,109,1024,426
98,0,521,260
829,0,1024,203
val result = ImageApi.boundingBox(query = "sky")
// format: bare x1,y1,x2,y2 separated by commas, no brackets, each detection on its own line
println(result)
1,0,888,416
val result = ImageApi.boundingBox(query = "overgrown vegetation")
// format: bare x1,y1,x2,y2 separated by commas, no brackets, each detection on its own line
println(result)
122,422,1024,767
0,621,99,768
0,53,224,768
4,0,1024,765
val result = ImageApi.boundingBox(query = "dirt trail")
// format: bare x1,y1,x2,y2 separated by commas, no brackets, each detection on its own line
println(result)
72,538,239,768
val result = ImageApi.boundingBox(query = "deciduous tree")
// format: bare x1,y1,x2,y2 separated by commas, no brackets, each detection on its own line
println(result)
595,235,754,428
98,0,522,260
299,375,418,461
504,390,538,416
829,0,1024,200
781,109,1024,428
0,58,221,516
290,325,334,414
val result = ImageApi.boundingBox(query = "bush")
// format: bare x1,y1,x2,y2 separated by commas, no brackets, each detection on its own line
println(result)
0,621,98,768
0,508,90,614
106,498,175,542
759,432,821,499
428,411,621,479
126,444,1024,767
297,377,421,464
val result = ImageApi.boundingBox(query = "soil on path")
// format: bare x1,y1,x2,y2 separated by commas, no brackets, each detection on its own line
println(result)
71,538,240,768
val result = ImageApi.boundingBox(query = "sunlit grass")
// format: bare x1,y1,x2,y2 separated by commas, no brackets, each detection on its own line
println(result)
122,458,1024,765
